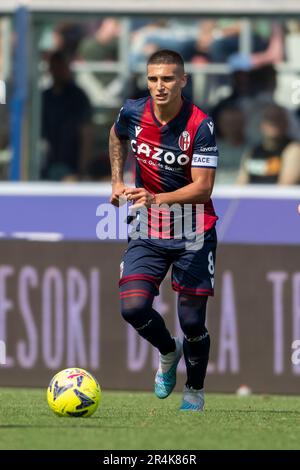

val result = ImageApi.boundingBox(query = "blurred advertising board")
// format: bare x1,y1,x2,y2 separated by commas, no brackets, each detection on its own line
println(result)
0,240,299,393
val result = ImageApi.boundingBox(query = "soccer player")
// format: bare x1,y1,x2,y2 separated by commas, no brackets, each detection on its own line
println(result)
109,50,218,411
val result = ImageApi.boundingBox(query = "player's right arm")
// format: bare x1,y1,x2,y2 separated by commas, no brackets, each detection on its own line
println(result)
109,102,131,207
109,126,128,206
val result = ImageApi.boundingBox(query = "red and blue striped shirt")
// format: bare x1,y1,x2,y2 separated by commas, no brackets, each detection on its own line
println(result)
114,96,219,235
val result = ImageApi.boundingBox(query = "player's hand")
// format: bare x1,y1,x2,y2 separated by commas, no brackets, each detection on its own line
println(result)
110,182,127,207
123,187,156,209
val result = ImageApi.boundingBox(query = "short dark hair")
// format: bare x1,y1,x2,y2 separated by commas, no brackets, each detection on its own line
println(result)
147,49,185,71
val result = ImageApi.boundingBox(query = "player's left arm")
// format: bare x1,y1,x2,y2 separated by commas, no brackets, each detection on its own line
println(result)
125,116,218,208
157,167,215,205
124,167,215,208
155,168,215,204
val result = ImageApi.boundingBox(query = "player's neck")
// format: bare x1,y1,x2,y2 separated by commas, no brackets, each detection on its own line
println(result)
152,97,183,125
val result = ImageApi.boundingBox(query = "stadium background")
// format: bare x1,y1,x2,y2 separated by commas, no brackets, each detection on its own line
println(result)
0,0,300,396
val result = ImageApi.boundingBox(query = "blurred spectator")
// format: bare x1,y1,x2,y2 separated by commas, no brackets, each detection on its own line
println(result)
129,20,197,69
215,105,248,184
78,19,120,63
211,69,252,134
41,51,93,181
238,104,300,184
246,65,300,144
243,65,279,144
86,155,111,182
226,23,283,71
130,74,148,99
212,63,300,146
194,20,270,63
53,22,84,59
77,19,122,103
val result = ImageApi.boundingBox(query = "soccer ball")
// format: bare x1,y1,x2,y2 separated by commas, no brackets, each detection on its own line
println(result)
47,368,101,417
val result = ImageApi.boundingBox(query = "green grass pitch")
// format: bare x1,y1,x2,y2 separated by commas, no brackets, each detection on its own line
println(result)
0,388,300,450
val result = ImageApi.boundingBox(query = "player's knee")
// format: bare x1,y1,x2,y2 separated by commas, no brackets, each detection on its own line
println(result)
178,294,208,338
120,297,151,328
181,318,208,339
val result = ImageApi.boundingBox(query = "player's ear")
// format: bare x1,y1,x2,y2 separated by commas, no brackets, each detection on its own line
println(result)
181,73,188,89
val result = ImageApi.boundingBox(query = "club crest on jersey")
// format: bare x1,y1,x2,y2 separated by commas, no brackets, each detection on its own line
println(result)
178,131,191,151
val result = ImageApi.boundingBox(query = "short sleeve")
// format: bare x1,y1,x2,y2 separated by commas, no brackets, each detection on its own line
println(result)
192,117,219,169
114,100,130,140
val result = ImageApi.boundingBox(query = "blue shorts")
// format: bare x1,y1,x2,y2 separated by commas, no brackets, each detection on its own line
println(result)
119,227,217,296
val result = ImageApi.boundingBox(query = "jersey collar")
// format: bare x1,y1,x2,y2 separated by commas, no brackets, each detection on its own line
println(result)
149,97,190,129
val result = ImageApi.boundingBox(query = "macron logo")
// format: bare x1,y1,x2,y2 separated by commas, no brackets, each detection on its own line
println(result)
135,126,143,137
207,121,214,135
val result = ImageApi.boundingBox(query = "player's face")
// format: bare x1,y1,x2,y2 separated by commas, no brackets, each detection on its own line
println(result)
147,63,187,107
